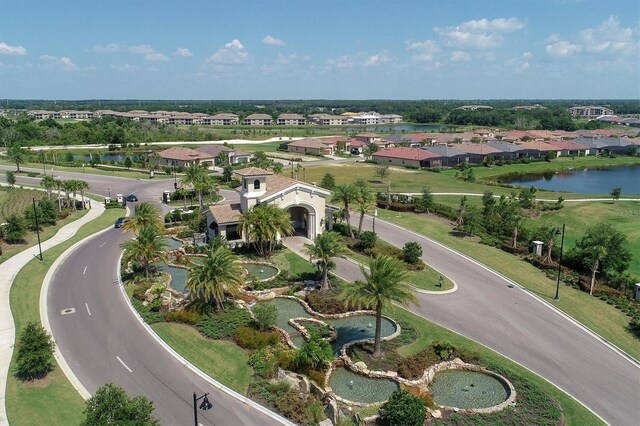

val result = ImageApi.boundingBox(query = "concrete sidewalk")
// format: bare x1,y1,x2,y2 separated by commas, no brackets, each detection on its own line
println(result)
0,195,105,426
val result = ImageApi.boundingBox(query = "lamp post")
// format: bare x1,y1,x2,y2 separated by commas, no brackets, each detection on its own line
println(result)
554,224,565,300
373,208,378,233
32,198,43,261
173,162,178,189
192,392,213,426
108,187,111,198
40,151,46,175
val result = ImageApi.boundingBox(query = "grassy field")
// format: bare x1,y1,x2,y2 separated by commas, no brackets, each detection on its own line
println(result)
0,188,90,264
387,306,602,426
6,207,124,426
151,323,253,394
373,208,640,360
301,159,637,200
525,200,640,276
0,159,160,180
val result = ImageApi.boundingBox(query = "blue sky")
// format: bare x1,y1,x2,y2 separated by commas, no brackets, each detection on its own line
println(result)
0,0,638,99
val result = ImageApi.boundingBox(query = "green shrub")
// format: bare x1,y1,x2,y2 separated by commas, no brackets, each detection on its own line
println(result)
164,310,202,325
402,241,423,264
381,389,426,426
14,321,55,381
397,341,479,380
367,242,403,260
294,335,333,369
248,379,290,405
131,298,165,324
132,281,154,301
234,326,280,350
358,230,378,250
197,307,251,339
306,289,351,314
253,303,278,330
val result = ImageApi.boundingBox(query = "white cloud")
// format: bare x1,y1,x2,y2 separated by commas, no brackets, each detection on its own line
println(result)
412,53,435,62
365,50,390,66
145,52,169,62
127,44,156,55
39,54,77,71
207,39,249,64
450,51,470,62
579,16,636,55
545,38,582,57
275,52,311,65
263,35,285,46
434,17,525,49
0,42,26,55
110,63,138,72
507,52,532,72
173,47,192,57
406,39,440,52
90,43,121,52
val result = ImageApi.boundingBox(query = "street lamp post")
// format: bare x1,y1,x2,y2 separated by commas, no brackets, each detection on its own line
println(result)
108,187,111,198
554,224,566,300
373,208,378,233
32,198,43,261
192,392,213,426
173,162,178,189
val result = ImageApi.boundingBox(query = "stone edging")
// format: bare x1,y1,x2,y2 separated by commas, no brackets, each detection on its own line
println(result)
115,254,295,426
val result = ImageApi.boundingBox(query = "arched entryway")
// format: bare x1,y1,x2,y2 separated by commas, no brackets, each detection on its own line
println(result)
288,206,310,238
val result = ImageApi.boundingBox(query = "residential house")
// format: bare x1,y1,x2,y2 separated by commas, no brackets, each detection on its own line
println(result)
453,142,502,163
547,140,590,157
287,138,336,156
243,114,273,126
422,145,469,167
195,145,253,165
353,133,382,144
150,147,215,168
277,114,306,126
372,147,439,168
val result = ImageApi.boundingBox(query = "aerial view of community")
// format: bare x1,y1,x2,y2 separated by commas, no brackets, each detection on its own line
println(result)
0,1,638,425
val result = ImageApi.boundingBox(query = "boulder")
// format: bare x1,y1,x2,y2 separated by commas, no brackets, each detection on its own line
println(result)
299,376,311,394
326,398,339,425
318,419,332,426
353,361,367,371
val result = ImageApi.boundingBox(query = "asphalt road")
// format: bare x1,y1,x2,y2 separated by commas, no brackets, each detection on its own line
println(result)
6,164,638,425
356,214,639,425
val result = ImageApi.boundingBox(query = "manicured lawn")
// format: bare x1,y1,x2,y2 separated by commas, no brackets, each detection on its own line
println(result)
151,323,253,394
245,247,318,280
386,306,603,426
0,159,160,180
374,208,640,360
6,207,124,426
0,188,90,264
525,200,640,276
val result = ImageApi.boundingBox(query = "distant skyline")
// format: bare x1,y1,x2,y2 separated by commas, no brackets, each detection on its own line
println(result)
1,0,638,100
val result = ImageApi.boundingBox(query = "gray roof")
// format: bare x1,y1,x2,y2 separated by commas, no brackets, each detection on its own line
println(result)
486,141,526,152
573,137,632,148
422,145,467,157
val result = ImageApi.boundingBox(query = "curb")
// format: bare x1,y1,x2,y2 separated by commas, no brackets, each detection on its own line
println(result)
115,254,295,426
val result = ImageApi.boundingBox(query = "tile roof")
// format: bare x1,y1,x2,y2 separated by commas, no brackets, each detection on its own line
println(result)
547,140,590,150
372,147,438,160
244,113,273,120
453,142,501,155
234,167,273,177
195,145,234,156
423,145,467,157
514,141,560,152
288,138,334,149
157,147,214,161
261,174,302,199
208,203,242,224
277,113,305,120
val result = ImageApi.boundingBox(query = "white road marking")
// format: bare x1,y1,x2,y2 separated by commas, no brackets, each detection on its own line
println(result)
116,356,133,373
85,303,91,316
83,266,88,275
98,242,106,248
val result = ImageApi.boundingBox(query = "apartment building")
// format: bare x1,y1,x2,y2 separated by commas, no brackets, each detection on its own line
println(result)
243,113,273,125
277,113,306,125
309,114,349,126
569,106,614,117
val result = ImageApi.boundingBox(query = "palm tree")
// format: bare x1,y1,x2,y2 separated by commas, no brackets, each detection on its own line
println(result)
332,183,357,238
54,179,63,211
62,180,75,210
123,202,164,235
40,175,57,200
304,231,348,291
181,164,209,211
122,226,169,279
341,255,417,358
76,180,90,209
354,179,375,236
239,203,293,257
186,246,245,310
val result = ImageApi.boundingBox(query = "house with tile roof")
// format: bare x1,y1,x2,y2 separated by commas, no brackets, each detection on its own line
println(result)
195,145,253,165
286,138,336,156
150,147,215,168
371,147,439,168
205,167,332,242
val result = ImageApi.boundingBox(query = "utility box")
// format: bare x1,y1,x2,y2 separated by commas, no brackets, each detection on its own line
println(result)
162,191,171,203
149,170,155,178
635,283,640,302
531,240,544,256
116,194,125,205
104,197,111,206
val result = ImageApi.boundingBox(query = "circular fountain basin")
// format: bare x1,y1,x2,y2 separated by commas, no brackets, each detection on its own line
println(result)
430,370,510,409
329,368,399,404
243,263,279,281
326,316,396,355
156,264,188,293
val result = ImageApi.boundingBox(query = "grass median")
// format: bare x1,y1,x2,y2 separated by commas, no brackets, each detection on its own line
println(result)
6,207,124,426
374,208,640,360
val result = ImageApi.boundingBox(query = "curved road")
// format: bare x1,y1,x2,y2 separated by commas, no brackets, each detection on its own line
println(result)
4,165,638,424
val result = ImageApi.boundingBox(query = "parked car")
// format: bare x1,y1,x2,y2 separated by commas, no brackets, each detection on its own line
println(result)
126,194,138,202
114,217,127,228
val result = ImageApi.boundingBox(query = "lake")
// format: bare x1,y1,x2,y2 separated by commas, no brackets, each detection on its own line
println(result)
502,165,640,195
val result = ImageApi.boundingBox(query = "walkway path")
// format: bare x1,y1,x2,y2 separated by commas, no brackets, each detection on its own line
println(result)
0,196,104,426
398,192,640,202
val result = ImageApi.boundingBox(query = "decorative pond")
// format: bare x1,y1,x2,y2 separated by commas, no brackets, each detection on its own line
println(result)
429,370,511,409
329,368,399,404
157,264,188,293
243,263,280,281
164,237,183,250
257,298,397,354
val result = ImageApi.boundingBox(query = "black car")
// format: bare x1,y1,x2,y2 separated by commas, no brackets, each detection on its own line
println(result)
126,194,138,202
114,217,127,228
